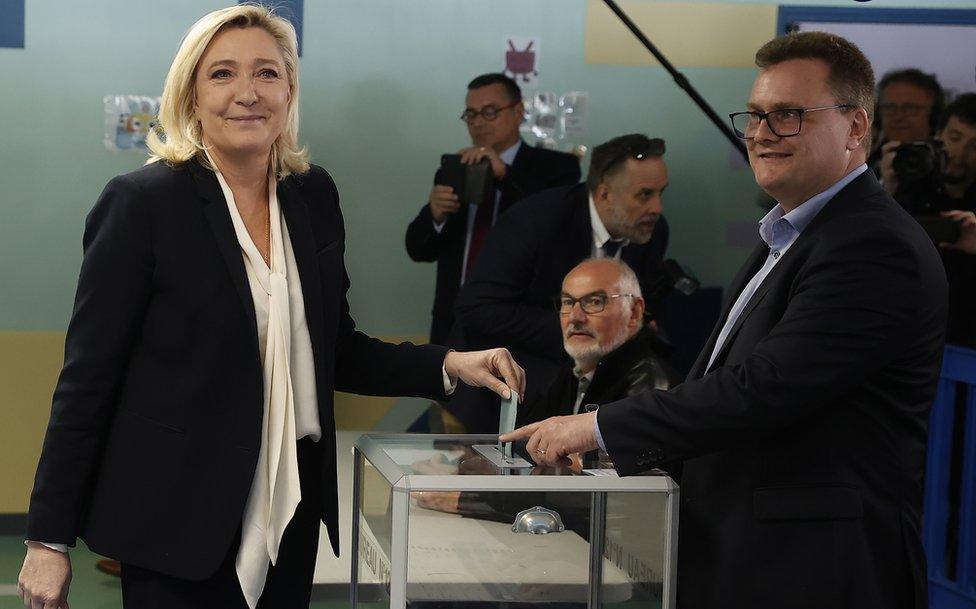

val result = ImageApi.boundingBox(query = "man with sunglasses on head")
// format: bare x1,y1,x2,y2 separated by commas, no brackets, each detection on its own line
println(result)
405,73,580,346
450,133,671,433
503,33,946,609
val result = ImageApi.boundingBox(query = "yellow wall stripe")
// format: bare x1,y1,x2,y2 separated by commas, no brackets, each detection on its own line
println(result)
585,0,776,68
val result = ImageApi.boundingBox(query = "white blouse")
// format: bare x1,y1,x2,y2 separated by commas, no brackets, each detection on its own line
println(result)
210,159,320,609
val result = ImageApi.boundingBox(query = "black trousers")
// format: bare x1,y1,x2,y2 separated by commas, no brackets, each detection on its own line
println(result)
121,438,323,609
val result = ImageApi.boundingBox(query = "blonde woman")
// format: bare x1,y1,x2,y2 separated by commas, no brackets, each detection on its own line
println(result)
18,6,523,609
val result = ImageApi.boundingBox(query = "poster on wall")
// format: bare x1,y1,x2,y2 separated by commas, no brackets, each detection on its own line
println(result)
779,7,976,96
504,37,540,86
242,0,303,55
797,21,976,96
104,95,161,152
0,0,25,48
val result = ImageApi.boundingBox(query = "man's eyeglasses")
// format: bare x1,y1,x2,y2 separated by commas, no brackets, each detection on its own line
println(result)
555,292,637,315
460,102,518,124
591,138,666,184
729,104,855,139
878,102,930,117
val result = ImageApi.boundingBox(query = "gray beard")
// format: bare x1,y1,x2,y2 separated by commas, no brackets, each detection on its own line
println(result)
564,320,634,369
604,204,653,245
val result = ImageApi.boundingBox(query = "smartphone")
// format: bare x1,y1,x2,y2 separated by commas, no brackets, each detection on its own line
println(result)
438,154,493,206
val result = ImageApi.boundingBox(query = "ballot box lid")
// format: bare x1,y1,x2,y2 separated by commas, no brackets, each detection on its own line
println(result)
354,433,677,493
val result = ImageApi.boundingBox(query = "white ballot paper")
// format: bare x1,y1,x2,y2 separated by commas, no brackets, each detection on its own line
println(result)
498,391,519,458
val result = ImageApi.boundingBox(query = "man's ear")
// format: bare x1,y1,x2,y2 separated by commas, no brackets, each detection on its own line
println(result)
849,107,870,151
594,183,611,205
630,297,645,327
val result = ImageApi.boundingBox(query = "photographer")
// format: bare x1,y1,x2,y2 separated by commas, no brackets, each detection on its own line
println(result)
938,94,976,208
405,73,580,345
938,94,976,346
883,93,976,345
874,69,944,150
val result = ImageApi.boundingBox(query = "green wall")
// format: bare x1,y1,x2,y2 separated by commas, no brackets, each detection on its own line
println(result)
1,0,971,334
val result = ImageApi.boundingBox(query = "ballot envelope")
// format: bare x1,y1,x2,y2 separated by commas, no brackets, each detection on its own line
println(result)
351,433,678,609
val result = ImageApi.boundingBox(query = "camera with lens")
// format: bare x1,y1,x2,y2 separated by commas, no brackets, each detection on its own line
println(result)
891,140,960,243
891,139,947,215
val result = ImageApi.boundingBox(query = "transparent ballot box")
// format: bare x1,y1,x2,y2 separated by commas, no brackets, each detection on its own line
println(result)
352,434,678,609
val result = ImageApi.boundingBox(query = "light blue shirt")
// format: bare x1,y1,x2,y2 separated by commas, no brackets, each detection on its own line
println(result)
594,164,868,453
704,164,867,371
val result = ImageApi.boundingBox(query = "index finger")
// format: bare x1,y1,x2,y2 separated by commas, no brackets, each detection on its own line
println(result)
499,421,541,443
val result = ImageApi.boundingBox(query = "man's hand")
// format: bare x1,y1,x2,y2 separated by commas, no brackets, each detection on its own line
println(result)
444,348,525,400
879,140,901,195
500,412,600,467
18,543,72,609
940,210,976,254
458,146,508,180
429,184,460,223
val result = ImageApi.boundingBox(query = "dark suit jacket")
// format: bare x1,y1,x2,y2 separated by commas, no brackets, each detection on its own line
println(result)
451,183,669,432
598,171,947,609
26,159,448,580
405,141,580,344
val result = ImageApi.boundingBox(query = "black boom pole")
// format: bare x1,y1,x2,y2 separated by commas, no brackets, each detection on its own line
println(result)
601,0,749,162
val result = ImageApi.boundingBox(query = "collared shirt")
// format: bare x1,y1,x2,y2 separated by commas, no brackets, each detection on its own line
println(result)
432,140,523,284
594,164,868,453
704,163,868,371
588,194,628,258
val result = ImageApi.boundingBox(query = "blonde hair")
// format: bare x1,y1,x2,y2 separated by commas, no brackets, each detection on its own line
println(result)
146,4,309,177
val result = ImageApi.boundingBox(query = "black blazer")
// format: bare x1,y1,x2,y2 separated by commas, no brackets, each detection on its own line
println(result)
451,183,669,432
405,142,580,344
598,171,947,609
26,159,448,580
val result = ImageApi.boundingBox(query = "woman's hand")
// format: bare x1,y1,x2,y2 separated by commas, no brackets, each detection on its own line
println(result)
444,348,525,400
19,543,72,609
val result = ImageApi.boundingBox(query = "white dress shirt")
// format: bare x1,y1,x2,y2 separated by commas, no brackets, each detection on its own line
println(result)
212,161,321,609
588,194,628,258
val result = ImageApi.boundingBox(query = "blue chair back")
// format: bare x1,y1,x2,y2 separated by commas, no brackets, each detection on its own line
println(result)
925,345,976,609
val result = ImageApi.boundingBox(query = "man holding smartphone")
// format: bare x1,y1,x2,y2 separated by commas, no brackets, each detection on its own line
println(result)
405,73,580,346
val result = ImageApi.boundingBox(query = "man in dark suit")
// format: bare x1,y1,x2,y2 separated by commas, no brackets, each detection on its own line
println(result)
504,32,947,609
450,134,670,432
405,73,580,345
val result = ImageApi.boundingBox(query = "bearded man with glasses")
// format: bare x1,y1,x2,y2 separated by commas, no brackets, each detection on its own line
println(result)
406,73,580,346
503,32,946,609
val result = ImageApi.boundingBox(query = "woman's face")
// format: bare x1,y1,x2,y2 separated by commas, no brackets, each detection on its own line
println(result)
194,26,290,163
